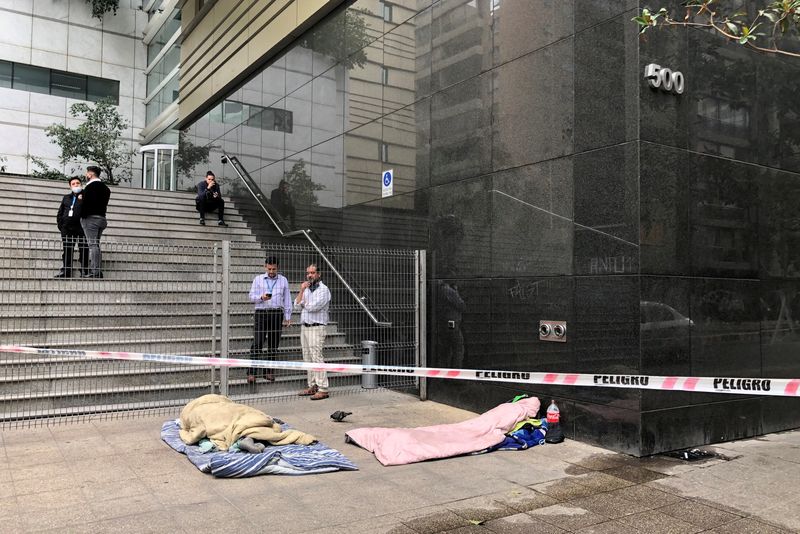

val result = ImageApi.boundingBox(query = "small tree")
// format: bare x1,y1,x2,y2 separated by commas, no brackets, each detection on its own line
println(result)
284,159,325,206
44,100,133,185
634,1,800,58
301,9,372,69
175,130,211,181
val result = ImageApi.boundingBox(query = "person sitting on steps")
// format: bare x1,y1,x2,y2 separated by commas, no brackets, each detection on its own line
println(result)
195,171,227,226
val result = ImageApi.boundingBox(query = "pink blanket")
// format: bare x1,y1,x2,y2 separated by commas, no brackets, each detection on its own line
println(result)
345,397,540,466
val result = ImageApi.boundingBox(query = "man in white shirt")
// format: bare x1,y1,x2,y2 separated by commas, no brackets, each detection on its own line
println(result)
248,256,292,384
295,263,331,400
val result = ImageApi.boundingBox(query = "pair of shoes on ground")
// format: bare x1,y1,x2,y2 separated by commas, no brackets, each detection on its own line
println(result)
299,386,329,400
199,219,227,226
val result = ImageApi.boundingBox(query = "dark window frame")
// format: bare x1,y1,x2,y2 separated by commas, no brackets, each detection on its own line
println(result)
1,60,119,104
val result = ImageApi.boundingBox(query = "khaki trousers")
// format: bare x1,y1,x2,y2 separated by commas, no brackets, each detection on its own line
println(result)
301,325,327,391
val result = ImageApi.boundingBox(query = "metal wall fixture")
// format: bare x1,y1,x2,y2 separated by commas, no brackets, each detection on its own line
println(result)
539,320,567,342
644,63,685,94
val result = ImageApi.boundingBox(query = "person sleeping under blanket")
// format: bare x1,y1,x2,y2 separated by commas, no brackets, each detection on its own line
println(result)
179,394,316,451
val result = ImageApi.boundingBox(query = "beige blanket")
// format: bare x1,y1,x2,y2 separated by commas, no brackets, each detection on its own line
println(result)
179,394,316,450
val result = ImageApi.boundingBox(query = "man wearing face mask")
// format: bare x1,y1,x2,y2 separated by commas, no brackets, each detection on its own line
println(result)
54,176,89,278
295,263,331,400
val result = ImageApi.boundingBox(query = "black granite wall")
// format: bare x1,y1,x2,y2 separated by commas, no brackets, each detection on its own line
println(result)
184,0,800,455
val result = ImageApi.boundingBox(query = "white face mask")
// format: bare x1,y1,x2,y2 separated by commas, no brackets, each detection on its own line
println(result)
71,186,82,194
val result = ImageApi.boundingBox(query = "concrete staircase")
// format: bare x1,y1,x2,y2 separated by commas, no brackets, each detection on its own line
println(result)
0,175,361,421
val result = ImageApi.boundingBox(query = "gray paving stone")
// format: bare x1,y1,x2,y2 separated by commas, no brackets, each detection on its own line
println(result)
575,519,641,533
567,491,651,519
488,486,559,512
607,483,686,509
602,464,669,484
617,509,702,533
530,478,601,501
528,503,609,531
706,517,793,533
445,494,517,523
658,500,743,529
393,505,472,534
569,471,636,492
483,512,567,534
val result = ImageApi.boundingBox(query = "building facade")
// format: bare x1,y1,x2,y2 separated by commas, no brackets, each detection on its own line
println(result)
171,0,800,456
0,0,149,182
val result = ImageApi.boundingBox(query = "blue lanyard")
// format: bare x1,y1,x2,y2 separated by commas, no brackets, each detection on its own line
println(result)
264,277,277,293
70,196,77,208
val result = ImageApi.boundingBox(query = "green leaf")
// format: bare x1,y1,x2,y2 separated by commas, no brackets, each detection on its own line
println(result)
726,21,740,33
739,35,749,43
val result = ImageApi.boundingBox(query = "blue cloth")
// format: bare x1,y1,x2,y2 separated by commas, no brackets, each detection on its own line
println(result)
489,420,548,451
160,419,358,477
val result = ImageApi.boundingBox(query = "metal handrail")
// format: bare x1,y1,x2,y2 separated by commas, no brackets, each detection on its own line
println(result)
222,153,391,327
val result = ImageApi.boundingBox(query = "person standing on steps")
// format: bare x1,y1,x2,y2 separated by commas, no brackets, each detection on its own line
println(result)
55,176,89,278
270,179,296,230
296,263,331,400
195,171,227,226
80,166,110,279
247,256,292,384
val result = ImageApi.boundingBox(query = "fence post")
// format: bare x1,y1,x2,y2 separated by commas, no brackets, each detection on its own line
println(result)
210,243,218,392
417,250,427,401
361,340,378,389
220,240,231,396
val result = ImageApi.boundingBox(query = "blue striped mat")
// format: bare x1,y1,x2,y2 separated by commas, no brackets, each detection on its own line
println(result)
161,419,358,478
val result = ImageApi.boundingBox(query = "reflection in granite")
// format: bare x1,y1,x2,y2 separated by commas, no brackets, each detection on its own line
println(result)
573,276,641,408
492,38,575,171
690,278,761,380
574,0,637,32
431,0,493,92
490,158,573,277
383,7,431,114
574,143,639,276
759,166,800,279
431,279,493,370
687,30,800,174
640,276,693,412
429,176,492,279
430,73,492,186
689,154,758,278
640,142,689,275
574,11,638,153
492,0,574,66
571,400,641,456
761,281,800,379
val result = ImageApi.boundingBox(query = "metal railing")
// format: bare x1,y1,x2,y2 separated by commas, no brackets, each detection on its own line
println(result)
223,153,392,327
0,235,421,427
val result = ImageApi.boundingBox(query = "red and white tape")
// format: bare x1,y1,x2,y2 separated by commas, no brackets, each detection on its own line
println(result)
2,344,799,397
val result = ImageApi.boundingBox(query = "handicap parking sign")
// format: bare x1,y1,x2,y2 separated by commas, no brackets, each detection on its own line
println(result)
382,169,393,198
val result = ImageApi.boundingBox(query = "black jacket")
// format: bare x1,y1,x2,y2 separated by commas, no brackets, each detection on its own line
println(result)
196,181,222,203
270,188,295,220
80,180,111,218
56,192,85,235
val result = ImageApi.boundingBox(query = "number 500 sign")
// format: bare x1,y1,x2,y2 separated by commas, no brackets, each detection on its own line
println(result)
644,63,685,94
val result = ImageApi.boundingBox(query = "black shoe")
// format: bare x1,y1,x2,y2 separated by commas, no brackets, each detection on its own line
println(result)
217,220,227,226
54,272,68,278
199,219,205,225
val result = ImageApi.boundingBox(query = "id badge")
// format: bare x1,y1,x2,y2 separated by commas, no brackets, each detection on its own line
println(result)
68,209,73,217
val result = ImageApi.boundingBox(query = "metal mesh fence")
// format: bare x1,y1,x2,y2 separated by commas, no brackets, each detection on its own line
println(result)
0,235,421,428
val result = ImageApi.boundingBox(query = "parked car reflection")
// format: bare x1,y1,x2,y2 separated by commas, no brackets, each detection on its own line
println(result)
641,301,693,375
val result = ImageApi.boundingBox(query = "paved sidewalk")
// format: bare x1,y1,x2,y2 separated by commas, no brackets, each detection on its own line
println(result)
1,390,799,533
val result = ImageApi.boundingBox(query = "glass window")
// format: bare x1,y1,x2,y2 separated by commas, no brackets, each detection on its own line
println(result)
147,8,181,65
382,1,393,22
13,64,49,94
0,60,11,88
50,71,87,99
88,77,120,104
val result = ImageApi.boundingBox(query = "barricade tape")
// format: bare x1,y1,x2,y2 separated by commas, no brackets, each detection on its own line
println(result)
2,344,800,397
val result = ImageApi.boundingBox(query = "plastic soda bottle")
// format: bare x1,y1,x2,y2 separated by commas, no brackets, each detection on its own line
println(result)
546,400,560,424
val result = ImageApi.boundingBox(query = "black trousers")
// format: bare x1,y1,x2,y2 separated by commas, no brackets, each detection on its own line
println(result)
195,199,225,220
60,232,88,276
249,309,283,376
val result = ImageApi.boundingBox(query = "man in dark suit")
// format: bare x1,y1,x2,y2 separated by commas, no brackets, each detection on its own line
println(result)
55,176,89,278
195,171,226,226
270,179,295,229
80,165,111,278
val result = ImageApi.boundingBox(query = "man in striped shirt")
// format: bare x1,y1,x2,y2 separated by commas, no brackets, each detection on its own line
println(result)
248,256,292,383
295,263,331,400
